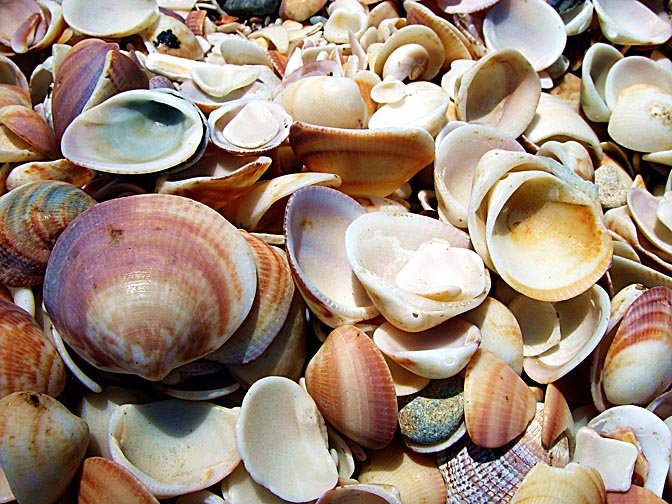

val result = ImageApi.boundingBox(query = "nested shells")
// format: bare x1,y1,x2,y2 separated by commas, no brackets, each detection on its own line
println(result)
0,299,65,399
602,286,672,406
43,193,257,381
0,392,89,504
305,325,398,450
109,400,240,499
61,88,209,175
0,181,96,287
345,211,489,332
236,376,338,502
510,462,606,503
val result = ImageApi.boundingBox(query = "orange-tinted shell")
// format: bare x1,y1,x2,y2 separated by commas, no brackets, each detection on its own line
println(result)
75,457,159,504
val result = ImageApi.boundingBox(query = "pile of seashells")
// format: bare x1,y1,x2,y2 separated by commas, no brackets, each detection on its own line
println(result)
1,0,672,502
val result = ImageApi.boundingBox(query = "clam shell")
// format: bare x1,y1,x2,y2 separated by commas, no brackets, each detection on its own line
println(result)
510,462,606,503
542,383,574,449
62,0,159,37
236,376,338,502
221,460,299,504
289,121,435,197
602,286,672,406
603,56,672,112
0,180,96,287
0,104,59,160
592,0,672,45
43,193,257,381
606,484,669,503
316,484,403,504
0,391,89,504
76,457,159,504
109,400,240,498
61,88,209,175
463,348,536,448
305,325,398,450
5,158,95,191
0,299,65,399
580,42,623,123
372,25,445,82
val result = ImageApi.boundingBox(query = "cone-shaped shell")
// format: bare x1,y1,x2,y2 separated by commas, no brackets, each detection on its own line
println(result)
603,286,672,405
236,376,338,502
0,299,65,399
0,181,96,287
510,462,606,503
0,392,89,504
43,193,257,381
464,348,536,448
75,457,159,504
305,325,398,450
289,121,434,197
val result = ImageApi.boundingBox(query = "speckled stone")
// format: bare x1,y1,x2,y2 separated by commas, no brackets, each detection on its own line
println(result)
398,376,464,445
219,0,280,18
595,164,629,208
309,15,328,25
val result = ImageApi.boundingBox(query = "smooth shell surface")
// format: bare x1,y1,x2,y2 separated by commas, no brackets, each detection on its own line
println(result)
43,194,257,381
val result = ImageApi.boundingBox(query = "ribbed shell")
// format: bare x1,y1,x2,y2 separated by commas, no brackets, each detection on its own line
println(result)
0,181,96,287
305,325,398,450
0,299,65,399
43,193,257,381
510,462,606,503
76,457,159,504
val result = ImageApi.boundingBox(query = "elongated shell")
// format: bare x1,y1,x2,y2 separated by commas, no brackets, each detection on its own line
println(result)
61,88,209,175
43,194,257,381
0,181,96,287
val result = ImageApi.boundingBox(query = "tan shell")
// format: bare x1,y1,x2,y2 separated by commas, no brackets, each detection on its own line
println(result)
510,462,606,503
61,0,159,37
76,457,159,504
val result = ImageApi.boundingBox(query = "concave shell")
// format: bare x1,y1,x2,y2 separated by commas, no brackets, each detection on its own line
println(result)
439,402,571,503
316,484,403,504
289,121,435,197
283,185,378,327
0,104,59,160
510,462,606,503
0,299,65,399
602,286,672,406
482,0,567,72
0,391,88,504
606,484,669,503
372,25,445,82
236,376,338,502
603,56,672,112
463,348,536,448
6,158,95,191
0,180,96,287
305,324,398,450
108,400,240,498
61,88,209,175
454,49,541,138
61,0,159,37
75,457,159,504
627,187,672,258
357,438,446,504
43,193,257,381
436,0,499,14
542,383,574,449
580,42,623,123
345,211,489,332
221,460,304,504
373,318,481,379
592,0,672,45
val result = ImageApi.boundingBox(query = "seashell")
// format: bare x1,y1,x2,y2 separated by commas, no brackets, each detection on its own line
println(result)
537,139,595,181
523,284,610,384
6,158,95,191
435,122,524,228
436,0,499,14
627,187,672,258
509,295,562,357
373,318,480,379
142,52,209,82
439,402,571,503
454,49,541,138
279,0,328,21
180,75,275,114
51,38,149,141
602,286,672,406
218,35,274,68
607,84,672,153
43,193,257,381
580,42,623,123
482,0,567,72
189,63,261,99
206,232,294,365
385,353,431,397
75,457,160,504
592,0,672,45
603,56,672,112
156,149,272,210
143,13,204,60
289,121,435,197
323,8,368,44
372,25,445,82
0,55,28,90
0,391,89,504
61,88,209,175
0,468,12,504
0,84,31,109
62,0,160,38
274,75,370,129
510,462,606,503
221,460,300,504
542,383,574,449
109,400,240,498
0,104,59,160
357,438,446,504
345,211,489,332
558,0,594,36
209,99,292,155
236,376,338,502
0,180,96,287
588,404,672,497
305,325,398,449
316,484,403,504
463,348,536,448
606,484,669,503
153,360,240,401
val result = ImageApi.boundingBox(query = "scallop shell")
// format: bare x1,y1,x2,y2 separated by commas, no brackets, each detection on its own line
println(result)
305,325,398,450
76,457,159,504
510,462,606,503
43,193,257,381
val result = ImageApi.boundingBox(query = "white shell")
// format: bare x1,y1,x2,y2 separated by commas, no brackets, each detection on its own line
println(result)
580,42,623,122
603,56,672,112
62,0,159,37
592,0,672,45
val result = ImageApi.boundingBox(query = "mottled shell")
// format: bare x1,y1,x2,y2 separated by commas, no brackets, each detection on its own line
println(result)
43,194,257,381
0,181,96,287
